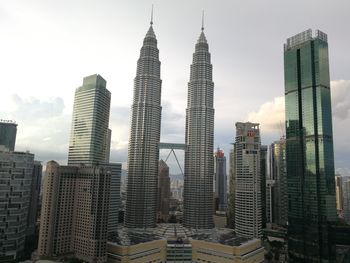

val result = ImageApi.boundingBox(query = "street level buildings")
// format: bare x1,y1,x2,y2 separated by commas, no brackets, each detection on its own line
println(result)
214,148,227,212
0,147,34,262
0,120,17,151
38,161,111,263
284,29,337,262
233,122,262,239
125,20,162,228
183,25,215,229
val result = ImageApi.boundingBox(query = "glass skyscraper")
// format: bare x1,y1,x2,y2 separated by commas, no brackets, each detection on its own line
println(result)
68,74,111,166
284,29,337,262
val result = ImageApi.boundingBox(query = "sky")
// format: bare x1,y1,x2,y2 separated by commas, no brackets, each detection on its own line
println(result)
0,0,349,175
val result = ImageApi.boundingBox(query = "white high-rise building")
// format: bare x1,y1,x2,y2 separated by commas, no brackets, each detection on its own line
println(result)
233,122,262,238
125,19,162,228
183,24,215,229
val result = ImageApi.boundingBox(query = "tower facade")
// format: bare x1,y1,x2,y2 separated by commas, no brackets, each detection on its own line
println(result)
38,161,111,263
284,29,336,262
0,148,34,261
214,148,227,212
233,122,261,239
157,160,171,222
125,22,162,228
270,139,288,226
0,120,17,151
183,26,214,229
68,74,111,166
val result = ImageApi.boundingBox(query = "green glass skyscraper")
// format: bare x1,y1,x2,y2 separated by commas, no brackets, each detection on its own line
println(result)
284,29,336,262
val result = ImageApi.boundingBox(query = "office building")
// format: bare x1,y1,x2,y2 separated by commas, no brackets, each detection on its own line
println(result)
158,160,171,222
108,163,122,233
0,148,34,262
343,180,350,223
284,29,337,262
335,175,343,215
38,161,111,263
125,19,162,228
0,120,17,151
233,122,262,239
68,74,111,166
228,147,236,228
183,23,215,229
214,148,227,212
26,161,42,235
270,139,288,226
260,145,267,229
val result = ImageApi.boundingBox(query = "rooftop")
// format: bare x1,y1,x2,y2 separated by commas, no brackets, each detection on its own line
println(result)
108,224,252,247
284,29,328,51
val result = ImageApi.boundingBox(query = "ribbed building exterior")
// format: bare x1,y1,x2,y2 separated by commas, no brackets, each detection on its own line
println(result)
284,29,336,262
233,122,261,239
68,74,111,166
38,161,111,263
183,27,214,229
125,22,162,228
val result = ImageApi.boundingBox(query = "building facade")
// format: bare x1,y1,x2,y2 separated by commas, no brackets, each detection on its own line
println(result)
284,29,337,262
0,120,17,151
158,160,171,222
260,145,267,229
108,163,122,233
125,21,162,228
233,122,262,239
68,74,111,166
214,148,227,212
183,26,215,229
343,180,350,223
0,148,34,262
270,139,288,226
38,161,111,263
335,175,343,216
26,161,42,235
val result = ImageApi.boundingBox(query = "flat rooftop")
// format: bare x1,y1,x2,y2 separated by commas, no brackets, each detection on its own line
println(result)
108,223,252,247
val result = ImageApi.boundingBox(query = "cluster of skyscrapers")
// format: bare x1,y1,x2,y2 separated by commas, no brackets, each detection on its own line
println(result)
0,11,347,263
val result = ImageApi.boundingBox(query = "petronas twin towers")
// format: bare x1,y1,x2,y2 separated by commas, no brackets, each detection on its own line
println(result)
125,17,214,229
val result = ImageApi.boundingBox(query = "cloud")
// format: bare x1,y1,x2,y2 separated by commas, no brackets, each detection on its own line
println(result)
247,96,285,139
331,80,350,120
246,80,350,171
0,94,70,165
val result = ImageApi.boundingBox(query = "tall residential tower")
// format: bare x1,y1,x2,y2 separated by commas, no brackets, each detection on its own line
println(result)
284,29,337,262
125,19,162,228
233,122,262,239
183,24,215,229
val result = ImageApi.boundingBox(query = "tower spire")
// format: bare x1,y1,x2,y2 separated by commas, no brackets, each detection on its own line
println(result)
201,10,204,31
150,4,154,25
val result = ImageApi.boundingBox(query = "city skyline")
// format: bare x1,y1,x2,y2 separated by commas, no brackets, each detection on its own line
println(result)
0,1,349,176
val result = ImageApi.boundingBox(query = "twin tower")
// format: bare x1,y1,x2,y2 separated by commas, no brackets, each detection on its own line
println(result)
125,18,215,229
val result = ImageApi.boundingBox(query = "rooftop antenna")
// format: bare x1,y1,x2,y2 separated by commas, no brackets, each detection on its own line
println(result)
201,10,204,31
150,4,154,25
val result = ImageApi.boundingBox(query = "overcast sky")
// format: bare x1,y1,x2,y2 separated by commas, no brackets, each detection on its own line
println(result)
1,0,349,175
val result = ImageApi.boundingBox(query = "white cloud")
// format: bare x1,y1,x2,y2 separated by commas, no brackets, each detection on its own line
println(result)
246,80,350,170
